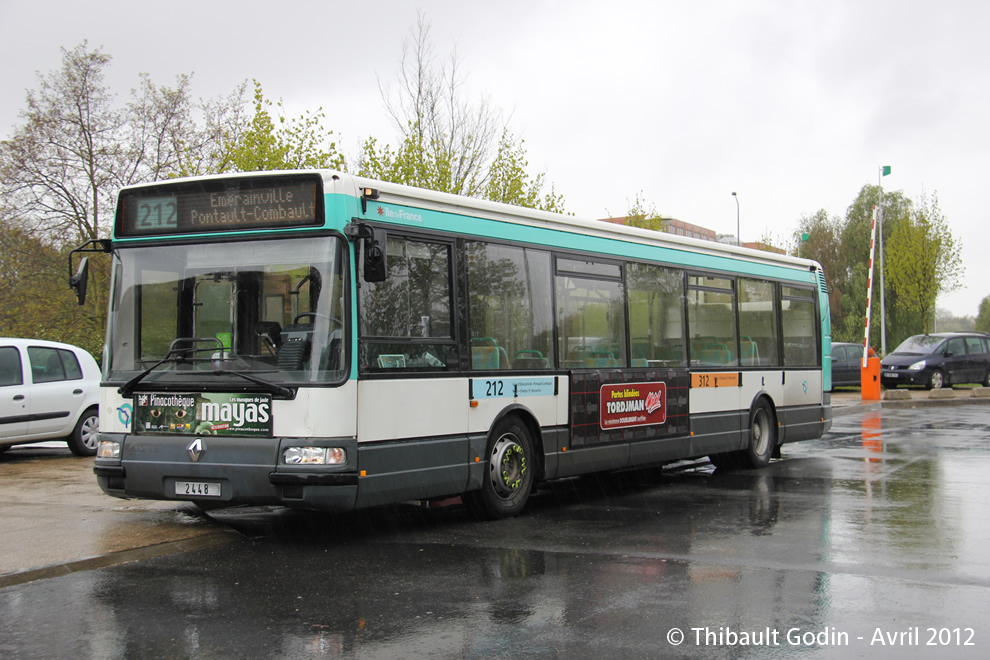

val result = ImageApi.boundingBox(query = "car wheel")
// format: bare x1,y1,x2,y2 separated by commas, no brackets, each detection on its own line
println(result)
926,369,945,390
983,369,990,388
67,407,99,457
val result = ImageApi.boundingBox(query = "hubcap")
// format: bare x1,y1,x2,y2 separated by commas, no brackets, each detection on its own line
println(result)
489,433,527,499
81,416,99,450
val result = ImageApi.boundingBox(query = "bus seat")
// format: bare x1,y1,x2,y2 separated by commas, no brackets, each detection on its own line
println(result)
471,346,499,370
278,323,312,371
513,350,548,370
586,351,617,368
471,337,500,369
741,340,760,366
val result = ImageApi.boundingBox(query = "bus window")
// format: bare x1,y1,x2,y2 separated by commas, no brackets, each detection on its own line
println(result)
466,243,552,371
556,265,625,369
782,286,818,366
738,278,779,366
687,275,738,367
359,236,454,371
626,263,686,366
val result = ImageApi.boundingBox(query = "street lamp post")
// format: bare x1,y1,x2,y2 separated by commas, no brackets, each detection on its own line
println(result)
731,192,740,246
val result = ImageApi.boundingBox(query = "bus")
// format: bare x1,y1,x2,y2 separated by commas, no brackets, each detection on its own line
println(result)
77,170,832,519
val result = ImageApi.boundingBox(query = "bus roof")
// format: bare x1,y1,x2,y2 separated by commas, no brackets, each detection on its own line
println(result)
117,169,823,275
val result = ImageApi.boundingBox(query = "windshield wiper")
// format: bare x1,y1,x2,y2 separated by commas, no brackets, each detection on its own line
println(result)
118,337,227,398
204,368,296,399
118,352,184,398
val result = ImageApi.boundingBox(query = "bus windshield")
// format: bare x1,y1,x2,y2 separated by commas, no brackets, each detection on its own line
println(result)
106,236,346,388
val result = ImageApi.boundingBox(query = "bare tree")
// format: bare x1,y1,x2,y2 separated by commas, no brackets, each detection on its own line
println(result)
361,15,563,211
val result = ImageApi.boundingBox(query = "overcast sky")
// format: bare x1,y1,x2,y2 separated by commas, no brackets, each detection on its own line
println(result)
2,0,988,318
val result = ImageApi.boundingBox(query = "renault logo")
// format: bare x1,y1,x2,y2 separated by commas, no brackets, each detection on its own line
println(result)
187,438,205,462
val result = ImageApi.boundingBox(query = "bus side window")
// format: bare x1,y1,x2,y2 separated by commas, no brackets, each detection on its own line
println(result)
466,243,553,370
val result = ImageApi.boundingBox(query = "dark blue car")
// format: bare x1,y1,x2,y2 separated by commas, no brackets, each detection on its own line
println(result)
881,332,990,390
830,342,865,388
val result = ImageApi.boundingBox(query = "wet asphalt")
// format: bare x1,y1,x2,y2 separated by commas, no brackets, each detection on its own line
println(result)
1,391,989,658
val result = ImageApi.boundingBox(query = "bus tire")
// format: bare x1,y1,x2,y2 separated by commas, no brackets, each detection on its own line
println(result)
740,399,776,469
464,416,535,520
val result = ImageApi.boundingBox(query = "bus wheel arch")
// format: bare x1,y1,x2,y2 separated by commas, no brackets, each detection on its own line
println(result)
464,411,539,520
710,395,778,471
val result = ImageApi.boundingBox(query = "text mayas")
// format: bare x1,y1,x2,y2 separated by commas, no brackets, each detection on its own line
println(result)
200,401,271,427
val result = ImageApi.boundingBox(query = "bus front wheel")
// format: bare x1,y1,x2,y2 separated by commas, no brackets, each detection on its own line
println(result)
464,417,535,520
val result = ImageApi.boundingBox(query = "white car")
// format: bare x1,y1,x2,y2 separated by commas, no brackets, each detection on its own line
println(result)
0,338,100,456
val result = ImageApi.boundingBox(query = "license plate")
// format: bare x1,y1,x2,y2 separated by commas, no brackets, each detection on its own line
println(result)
175,481,222,497
885,372,899,378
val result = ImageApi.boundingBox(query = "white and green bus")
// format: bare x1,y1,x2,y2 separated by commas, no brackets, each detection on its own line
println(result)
81,170,832,519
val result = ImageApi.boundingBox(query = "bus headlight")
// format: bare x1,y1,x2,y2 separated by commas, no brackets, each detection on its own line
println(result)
98,440,121,459
283,447,347,465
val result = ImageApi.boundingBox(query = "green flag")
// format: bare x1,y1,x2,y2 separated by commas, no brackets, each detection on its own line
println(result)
882,165,891,176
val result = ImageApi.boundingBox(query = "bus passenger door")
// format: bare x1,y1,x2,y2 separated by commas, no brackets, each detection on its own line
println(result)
193,277,234,353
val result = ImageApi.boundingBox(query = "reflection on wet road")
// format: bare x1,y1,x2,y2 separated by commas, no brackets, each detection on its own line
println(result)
2,407,989,658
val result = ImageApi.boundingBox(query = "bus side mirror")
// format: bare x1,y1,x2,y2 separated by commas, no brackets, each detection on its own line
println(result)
67,238,112,305
69,257,89,305
345,222,387,283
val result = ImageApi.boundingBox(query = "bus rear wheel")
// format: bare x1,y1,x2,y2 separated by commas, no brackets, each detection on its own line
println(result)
740,400,776,469
464,417,535,520
709,400,776,470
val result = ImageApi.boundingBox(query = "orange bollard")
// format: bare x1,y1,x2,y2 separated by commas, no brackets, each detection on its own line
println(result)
860,357,881,401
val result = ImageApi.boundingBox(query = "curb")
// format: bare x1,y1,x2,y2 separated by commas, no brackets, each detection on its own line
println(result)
0,529,241,589
832,392,990,416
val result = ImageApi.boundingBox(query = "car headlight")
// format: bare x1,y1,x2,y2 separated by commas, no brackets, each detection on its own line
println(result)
907,360,926,371
98,440,121,459
283,447,346,465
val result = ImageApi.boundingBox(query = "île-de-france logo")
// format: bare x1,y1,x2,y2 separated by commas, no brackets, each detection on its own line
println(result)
375,205,423,223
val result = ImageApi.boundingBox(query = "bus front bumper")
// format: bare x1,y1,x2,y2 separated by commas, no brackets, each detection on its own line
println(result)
93,432,359,512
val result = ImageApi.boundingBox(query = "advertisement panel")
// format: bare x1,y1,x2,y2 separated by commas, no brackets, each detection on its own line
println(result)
133,392,273,436
600,382,667,430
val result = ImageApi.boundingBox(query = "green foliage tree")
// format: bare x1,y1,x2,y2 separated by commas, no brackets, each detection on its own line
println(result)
832,184,920,350
796,209,847,323
976,296,990,333
0,42,242,351
885,192,963,333
621,191,666,231
359,16,564,212
210,81,345,173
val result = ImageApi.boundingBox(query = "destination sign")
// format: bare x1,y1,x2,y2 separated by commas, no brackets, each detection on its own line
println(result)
116,174,323,236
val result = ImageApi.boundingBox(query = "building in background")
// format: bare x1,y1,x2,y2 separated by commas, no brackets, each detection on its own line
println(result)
600,216,785,254
599,216,717,242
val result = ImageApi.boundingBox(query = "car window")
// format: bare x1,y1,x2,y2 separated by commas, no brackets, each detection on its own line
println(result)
848,345,864,360
28,346,71,383
965,337,987,355
0,347,23,386
944,338,966,356
831,346,846,361
60,349,83,379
